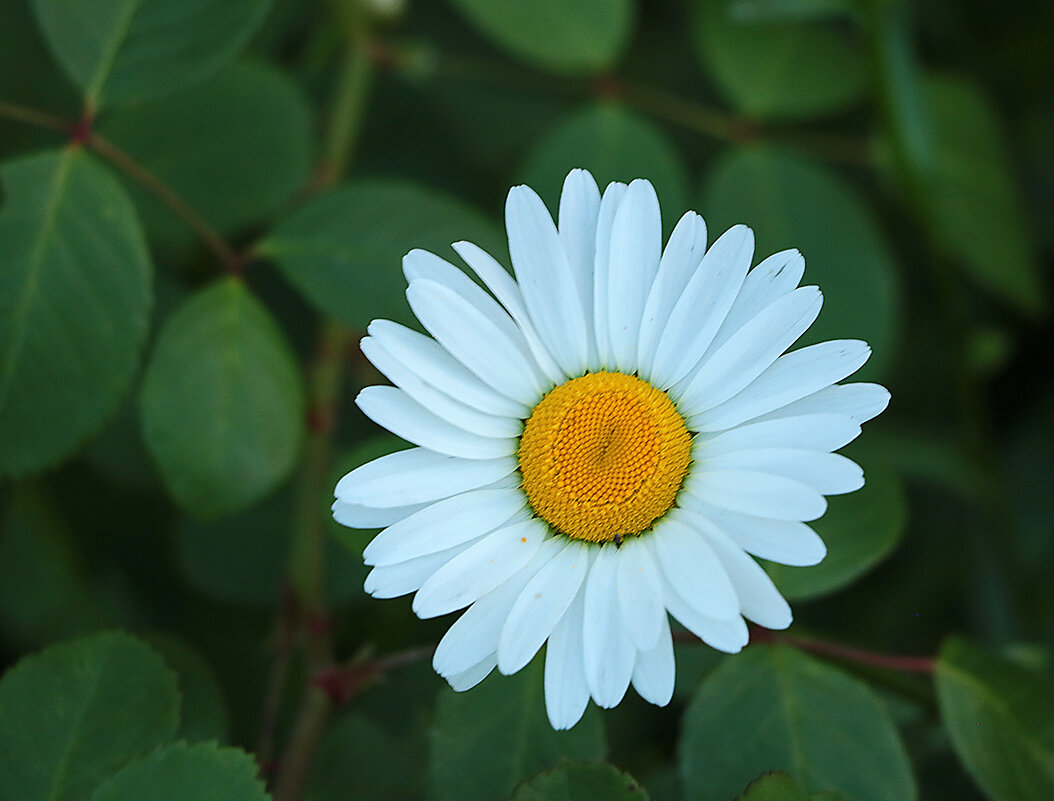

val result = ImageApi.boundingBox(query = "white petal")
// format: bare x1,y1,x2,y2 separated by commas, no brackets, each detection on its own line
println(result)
404,249,549,389
335,448,517,507
582,544,636,708
544,587,590,730
607,179,662,372
631,615,675,706
403,249,534,361
361,337,523,439
753,382,891,425
364,543,470,599
407,278,546,405
452,240,565,386
433,551,550,678
703,448,864,496
446,653,497,692
649,519,739,620
615,537,666,651
686,468,827,521
331,498,430,529
368,320,527,418
709,249,805,354
678,286,823,415
663,581,749,654
684,502,827,566
696,414,861,458
692,340,872,432
637,211,708,378
506,185,590,376
650,225,753,388
357,386,516,460
687,510,792,629
498,540,593,675
413,519,548,618
558,169,601,368
593,182,628,369
363,488,526,566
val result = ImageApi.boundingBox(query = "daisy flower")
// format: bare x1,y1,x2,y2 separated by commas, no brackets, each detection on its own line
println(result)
332,169,889,729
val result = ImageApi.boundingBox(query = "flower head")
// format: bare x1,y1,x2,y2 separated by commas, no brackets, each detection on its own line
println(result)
333,169,889,729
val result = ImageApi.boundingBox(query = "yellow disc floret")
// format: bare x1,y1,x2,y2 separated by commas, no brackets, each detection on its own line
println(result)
518,371,692,544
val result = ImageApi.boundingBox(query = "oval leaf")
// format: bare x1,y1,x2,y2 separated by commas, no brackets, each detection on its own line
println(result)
139,277,304,518
0,149,152,476
96,60,313,255
701,146,900,376
429,659,606,801
692,0,865,119
31,0,271,108
936,637,1054,801
520,103,689,226
88,742,268,801
765,461,907,600
922,75,1044,314
258,180,503,329
679,644,916,801
0,631,180,801
447,0,633,73
510,762,649,801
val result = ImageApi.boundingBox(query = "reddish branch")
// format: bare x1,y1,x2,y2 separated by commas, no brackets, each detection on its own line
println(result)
673,626,936,674
312,646,434,706
749,627,936,673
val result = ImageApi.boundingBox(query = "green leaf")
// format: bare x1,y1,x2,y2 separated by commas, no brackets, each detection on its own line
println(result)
139,277,304,518
258,180,503,330
88,741,268,801
446,0,633,73
0,0,80,162
691,0,865,119
429,658,606,801
0,149,152,476
31,0,271,108
679,644,916,801
935,637,1054,801
765,461,907,600
701,146,899,377
306,713,424,801
519,103,689,229
96,60,312,256
0,631,180,801
147,635,229,745
922,74,1044,314
736,772,811,801
510,762,649,801
0,484,108,649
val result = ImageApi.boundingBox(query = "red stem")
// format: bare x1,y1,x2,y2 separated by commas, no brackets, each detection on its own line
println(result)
750,626,936,673
674,627,935,673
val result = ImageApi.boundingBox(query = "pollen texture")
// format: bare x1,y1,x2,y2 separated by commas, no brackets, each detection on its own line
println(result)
518,371,692,543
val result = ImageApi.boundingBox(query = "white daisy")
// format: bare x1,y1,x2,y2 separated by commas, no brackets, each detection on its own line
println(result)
332,169,889,729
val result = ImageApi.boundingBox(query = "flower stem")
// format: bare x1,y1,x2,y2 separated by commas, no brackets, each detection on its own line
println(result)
0,100,243,271
86,132,242,271
0,100,71,133
270,3,374,798
748,627,935,673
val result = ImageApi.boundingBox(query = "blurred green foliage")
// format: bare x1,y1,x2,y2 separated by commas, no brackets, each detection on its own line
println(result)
0,0,1052,800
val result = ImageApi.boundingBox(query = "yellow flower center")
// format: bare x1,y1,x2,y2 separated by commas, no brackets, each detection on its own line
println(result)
518,371,692,544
